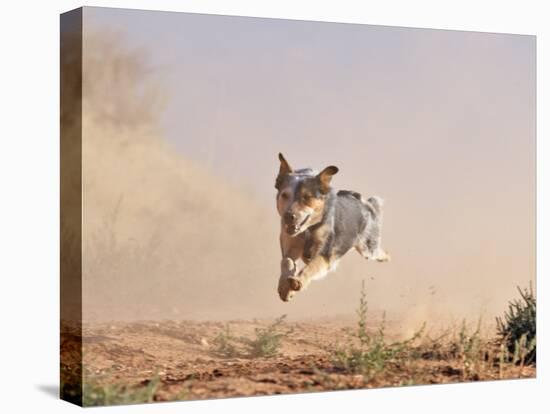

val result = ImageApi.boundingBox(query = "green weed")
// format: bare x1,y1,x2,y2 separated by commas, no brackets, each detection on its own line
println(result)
333,280,424,380
211,315,293,358
82,376,159,407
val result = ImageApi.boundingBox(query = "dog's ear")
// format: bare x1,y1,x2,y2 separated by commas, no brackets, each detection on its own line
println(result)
275,153,293,190
317,166,339,194
278,153,293,176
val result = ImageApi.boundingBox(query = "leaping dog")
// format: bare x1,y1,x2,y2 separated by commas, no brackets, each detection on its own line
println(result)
275,153,390,302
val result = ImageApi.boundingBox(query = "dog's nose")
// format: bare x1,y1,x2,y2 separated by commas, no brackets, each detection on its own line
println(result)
284,212,296,223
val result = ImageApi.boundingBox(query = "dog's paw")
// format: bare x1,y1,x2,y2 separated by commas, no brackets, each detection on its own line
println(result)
373,249,391,262
287,276,303,292
278,277,296,302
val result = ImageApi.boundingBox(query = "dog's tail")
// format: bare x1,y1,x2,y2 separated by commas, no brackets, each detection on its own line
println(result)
366,196,384,215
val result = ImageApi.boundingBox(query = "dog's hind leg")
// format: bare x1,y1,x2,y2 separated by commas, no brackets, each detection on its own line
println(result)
355,240,372,260
356,199,391,262
355,238,390,262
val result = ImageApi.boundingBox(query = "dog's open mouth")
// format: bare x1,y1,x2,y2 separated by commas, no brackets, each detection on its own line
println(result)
286,214,310,235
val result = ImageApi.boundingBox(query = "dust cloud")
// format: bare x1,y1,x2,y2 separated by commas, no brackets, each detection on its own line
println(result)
81,31,289,322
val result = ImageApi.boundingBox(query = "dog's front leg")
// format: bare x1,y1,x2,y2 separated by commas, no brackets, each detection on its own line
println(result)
278,257,298,301
278,232,304,301
280,257,297,278
288,255,329,292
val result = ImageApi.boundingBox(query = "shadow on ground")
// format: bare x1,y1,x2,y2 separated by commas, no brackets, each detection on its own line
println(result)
36,384,59,399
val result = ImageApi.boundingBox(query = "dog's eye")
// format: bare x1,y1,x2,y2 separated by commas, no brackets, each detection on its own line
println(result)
280,193,289,200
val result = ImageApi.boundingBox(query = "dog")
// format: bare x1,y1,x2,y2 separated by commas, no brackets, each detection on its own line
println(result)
275,153,389,302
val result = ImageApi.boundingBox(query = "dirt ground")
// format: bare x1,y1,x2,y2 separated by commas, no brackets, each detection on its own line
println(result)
60,317,535,406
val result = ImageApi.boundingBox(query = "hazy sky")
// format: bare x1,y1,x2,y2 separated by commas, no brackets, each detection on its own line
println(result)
83,7,535,322
86,7,534,199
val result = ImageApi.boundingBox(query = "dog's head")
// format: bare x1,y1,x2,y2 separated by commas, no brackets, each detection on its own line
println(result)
275,153,339,237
